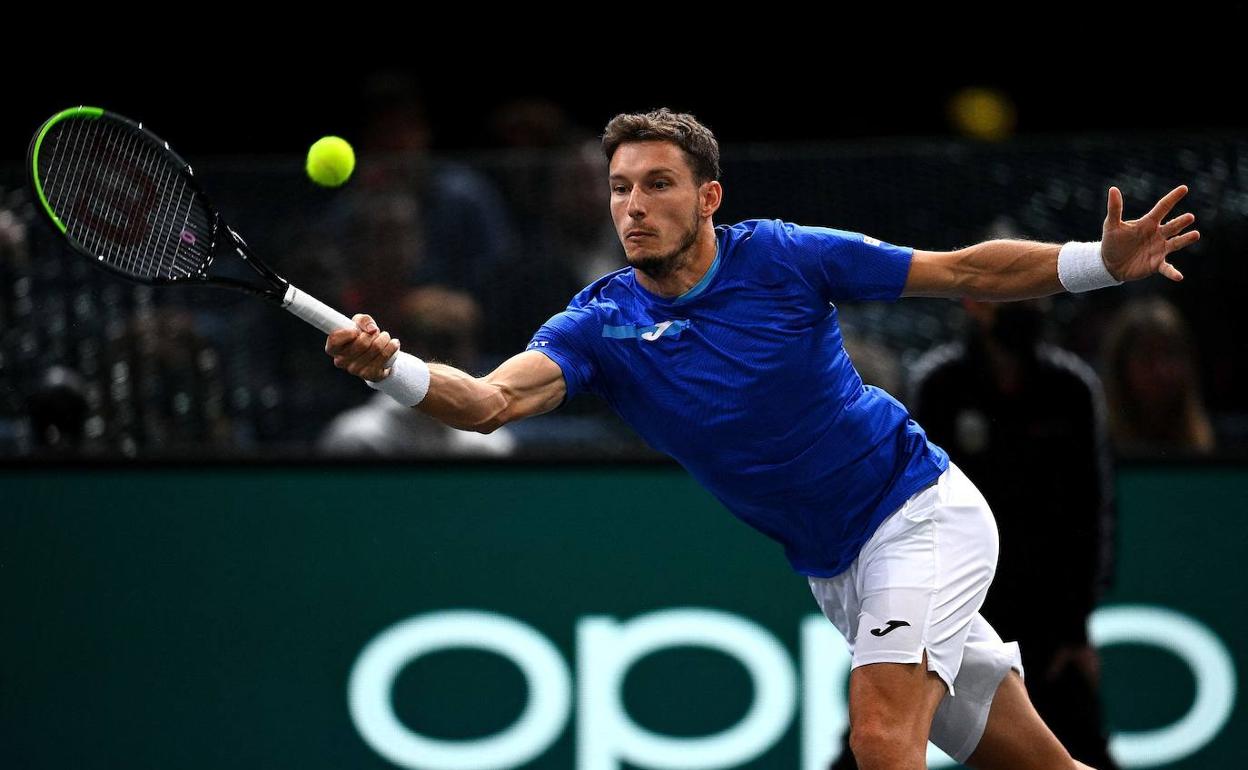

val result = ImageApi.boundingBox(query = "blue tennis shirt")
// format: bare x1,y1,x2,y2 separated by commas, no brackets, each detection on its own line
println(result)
527,219,949,577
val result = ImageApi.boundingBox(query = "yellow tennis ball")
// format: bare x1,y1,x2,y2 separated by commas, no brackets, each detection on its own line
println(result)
306,136,355,187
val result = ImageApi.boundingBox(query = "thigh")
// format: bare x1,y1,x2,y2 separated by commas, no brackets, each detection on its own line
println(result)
929,613,1024,763
849,651,949,738
965,671,1076,770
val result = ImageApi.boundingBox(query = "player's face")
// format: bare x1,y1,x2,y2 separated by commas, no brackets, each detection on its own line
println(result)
608,141,707,278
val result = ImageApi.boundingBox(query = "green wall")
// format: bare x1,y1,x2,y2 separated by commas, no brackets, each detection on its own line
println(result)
1,463,1243,769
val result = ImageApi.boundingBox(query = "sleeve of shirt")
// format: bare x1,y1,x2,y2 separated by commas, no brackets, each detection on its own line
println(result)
767,219,914,302
526,304,600,403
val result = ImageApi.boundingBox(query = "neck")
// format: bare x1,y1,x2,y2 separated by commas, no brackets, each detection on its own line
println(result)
634,221,718,298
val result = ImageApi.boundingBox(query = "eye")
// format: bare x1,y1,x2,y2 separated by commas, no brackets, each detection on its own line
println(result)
652,180,670,190
611,184,629,194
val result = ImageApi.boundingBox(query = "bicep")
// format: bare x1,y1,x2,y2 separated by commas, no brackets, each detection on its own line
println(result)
483,350,568,423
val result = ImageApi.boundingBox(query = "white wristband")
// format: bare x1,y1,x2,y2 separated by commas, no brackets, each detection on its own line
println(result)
1058,241,1121,293
367,351,430,406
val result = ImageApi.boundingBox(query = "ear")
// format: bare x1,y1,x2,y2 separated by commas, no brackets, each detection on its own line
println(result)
700,180,723,218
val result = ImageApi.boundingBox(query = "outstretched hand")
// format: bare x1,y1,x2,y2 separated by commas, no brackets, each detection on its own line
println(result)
1101,185,1200,283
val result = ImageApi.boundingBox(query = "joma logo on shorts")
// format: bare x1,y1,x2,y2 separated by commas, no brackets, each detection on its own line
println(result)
870,620,911,637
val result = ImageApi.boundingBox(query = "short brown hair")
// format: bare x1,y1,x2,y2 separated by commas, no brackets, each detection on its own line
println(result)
602,108,721,183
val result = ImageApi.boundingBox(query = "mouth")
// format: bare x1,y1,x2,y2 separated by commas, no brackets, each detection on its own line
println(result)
625,230,656,241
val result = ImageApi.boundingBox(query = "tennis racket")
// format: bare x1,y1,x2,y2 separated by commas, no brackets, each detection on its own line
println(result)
26,106,376,344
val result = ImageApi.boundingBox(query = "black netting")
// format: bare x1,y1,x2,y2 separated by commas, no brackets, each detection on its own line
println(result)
3,132,1244,459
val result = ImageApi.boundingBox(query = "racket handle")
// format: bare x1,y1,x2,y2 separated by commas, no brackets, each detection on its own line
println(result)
283,285,397,369
282,285,355,333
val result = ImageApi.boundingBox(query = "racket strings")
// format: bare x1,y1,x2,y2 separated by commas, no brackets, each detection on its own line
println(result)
38,118,214,281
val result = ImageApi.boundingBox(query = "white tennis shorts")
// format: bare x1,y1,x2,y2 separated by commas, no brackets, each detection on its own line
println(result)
807,462,1024,763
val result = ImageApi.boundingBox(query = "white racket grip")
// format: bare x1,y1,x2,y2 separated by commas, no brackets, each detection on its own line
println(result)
282,285,355,334
284,285,397,369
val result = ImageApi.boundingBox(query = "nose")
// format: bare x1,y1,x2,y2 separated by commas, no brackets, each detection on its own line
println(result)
626,187,646,219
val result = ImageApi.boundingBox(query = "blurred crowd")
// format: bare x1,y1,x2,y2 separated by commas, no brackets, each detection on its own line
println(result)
1,74,1243,462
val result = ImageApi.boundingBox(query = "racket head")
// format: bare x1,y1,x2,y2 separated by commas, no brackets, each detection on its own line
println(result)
28,107,225,289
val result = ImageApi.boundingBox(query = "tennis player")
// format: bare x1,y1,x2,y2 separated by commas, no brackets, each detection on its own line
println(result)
326,109,1198,770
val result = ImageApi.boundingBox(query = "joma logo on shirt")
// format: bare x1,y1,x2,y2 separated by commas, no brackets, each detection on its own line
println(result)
601,320,690,341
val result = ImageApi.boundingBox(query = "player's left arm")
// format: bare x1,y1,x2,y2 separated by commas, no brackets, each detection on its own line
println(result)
902,185,1199,300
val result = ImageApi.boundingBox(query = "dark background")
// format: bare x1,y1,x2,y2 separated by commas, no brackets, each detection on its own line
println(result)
6,39,1245,160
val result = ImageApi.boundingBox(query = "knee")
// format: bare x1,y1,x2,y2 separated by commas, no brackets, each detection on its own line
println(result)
849,718,926,767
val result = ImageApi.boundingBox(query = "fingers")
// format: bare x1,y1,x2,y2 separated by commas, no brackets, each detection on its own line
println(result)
327,314,380,356
334,330,398,378
1166,229,1201,255
358,334,401,380
369,337,402,380
1105,186,1124,224
1161,211,1196,238
1157,225,1199,282
325,327,362,356
1142,184,1189,225
1159,261,1184,282
324,312,398,379
352,313,380,334
333,331,388,374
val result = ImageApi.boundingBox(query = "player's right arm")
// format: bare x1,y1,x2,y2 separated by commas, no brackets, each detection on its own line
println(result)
422,350,566,433
325,314,566,434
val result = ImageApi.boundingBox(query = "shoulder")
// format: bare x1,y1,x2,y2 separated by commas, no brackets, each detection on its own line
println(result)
535,268,633,342
718,218,775,243
737,219,899,273
719,218,843,245
567,266,634,309
752,219,873,248
718,218,849,252
717,219,837,273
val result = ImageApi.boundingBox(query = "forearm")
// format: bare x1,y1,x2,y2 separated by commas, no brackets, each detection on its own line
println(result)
957,240,1064,301
398,351,566,433
417,363,510,433
330,317,566,431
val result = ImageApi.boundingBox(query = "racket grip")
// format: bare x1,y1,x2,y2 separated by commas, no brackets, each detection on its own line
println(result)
283,285,397,369
283,285,355,334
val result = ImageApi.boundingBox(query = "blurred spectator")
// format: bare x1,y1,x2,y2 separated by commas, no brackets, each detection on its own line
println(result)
494,139,624,350
1102,297,1215,455
0,194,31,452
319,286,515,457
486,99,584,258
490,98,575,150
101,307,235,455
305,72,516,343
544,140,626,285
842,298,1118,770
26,366,88,455
0,197,28,263
7,135,1247,461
